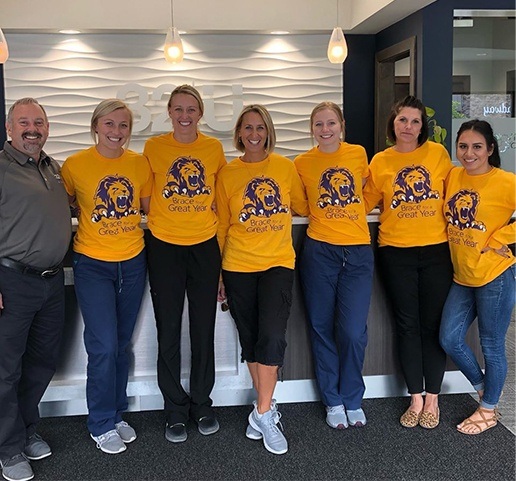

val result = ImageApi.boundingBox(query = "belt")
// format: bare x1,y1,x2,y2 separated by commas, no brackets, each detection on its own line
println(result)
0,257,61,278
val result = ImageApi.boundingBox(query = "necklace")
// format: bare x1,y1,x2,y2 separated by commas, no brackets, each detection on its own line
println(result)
240,155,270,181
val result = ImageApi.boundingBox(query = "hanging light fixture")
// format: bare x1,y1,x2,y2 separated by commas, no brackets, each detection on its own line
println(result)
164,0,184,63
327,1,348,64
0,28,9,64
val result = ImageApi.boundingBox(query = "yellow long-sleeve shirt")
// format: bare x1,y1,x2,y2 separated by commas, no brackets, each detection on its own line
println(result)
444,166,516,287
294,142,370,245
216,153,309,272
144,132,226,245
61,147,153,262
363,141,452,247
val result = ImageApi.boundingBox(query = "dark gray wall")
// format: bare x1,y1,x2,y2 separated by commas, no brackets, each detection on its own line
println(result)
343,35,376,161
0,65,5,146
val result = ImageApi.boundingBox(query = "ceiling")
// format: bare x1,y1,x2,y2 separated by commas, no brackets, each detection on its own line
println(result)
1,0,438,34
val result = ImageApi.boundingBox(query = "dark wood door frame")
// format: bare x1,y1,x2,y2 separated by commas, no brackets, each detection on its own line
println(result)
375,37,417,153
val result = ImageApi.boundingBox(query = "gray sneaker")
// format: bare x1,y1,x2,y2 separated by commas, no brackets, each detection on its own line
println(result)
249,407,288,455
1,454,34,481
24,434,51,461
90,429,127,454
326,405,348,429
115,421,137,443
245,423,262,440
246,399,278,440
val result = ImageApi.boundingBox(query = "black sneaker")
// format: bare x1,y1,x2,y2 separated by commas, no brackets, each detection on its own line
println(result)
196,416,220,436
165,423,187,443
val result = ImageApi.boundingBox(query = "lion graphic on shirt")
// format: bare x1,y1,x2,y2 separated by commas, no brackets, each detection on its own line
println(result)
163,156,211,198
91,175,138,222
317,167,360,208
239,176,289,222
445,189,486,231
390,165,440,209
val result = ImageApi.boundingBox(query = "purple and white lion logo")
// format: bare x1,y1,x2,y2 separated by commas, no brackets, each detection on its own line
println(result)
239,176,289,222
163,156,211,198
445,189,486,231
317,167,360,208
390,165,440,209
91,175,138,222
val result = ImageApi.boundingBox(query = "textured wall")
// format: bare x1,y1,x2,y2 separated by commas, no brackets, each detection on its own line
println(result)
4,33,342,162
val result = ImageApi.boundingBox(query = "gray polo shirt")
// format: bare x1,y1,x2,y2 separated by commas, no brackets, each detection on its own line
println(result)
0,141,71,268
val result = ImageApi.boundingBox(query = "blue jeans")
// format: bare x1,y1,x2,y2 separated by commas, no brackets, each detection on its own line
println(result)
440,265,515,409
300,237,374,410
73,250,147,436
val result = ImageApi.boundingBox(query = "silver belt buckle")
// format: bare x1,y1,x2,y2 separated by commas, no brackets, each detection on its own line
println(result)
41,267,59,278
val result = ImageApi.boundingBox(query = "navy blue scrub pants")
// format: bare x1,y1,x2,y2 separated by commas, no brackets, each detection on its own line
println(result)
0,266,65,459
73,250,147,437
300,237,374,410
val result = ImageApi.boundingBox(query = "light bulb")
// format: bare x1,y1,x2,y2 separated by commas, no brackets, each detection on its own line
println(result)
164,27,184,64
327,27,347,64
0,28,9,64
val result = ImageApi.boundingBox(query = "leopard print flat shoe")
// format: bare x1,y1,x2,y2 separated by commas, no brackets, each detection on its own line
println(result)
400,408,422,428
419,408,440,429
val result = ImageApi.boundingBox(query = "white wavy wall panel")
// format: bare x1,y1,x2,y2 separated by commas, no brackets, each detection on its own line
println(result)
4,33,342,162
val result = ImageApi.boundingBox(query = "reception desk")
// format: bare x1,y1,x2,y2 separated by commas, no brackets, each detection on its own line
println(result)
40,217,480,417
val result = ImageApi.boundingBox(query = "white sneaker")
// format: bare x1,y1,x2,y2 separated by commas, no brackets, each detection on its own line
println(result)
326,405,348,429
90,429,127,454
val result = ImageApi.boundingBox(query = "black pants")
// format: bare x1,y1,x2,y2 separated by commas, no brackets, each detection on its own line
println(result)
377,242,452,394
223,267,293,366
0,266,65,459
145,232,221,425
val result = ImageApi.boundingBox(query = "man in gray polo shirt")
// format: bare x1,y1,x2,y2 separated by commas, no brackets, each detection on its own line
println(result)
0,98,71,481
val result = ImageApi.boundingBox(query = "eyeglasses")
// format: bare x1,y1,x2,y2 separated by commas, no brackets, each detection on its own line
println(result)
220,301,229,312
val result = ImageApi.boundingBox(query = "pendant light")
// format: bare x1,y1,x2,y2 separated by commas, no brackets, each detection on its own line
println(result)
164,0,184,63
327,1,348,64
0,28,9,64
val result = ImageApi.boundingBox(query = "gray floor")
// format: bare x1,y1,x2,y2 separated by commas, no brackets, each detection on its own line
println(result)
470,316,515,434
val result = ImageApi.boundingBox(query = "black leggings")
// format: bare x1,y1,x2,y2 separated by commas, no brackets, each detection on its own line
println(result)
377,242,453,394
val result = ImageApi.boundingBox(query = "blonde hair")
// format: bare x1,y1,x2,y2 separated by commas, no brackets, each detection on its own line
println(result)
310,101,345,141
167,84,204,117
90,99,133,144
233,104,276,153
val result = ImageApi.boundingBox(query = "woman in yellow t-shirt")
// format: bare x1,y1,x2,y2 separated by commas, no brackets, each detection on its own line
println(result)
143,85,226,443
363,96,453,430
440,120,515,435
61,99,152,454
216,105,308,455
294,102,373,430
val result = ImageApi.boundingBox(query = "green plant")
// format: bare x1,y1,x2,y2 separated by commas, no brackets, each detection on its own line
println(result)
426,106,447,146
451,100,466,119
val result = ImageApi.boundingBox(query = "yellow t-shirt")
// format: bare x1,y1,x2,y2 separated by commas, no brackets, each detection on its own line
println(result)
444,166,516,287
216,153,309,272
61,147,153,262
294,142,370,245
144,132,226,246
363,141,452,247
